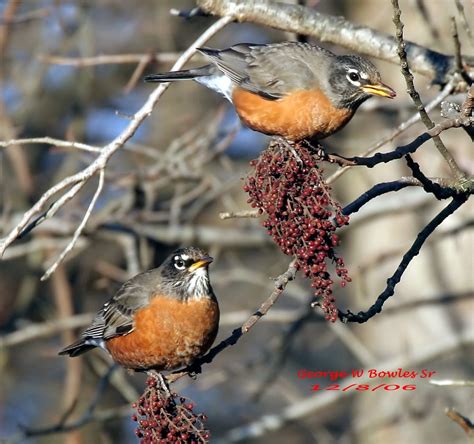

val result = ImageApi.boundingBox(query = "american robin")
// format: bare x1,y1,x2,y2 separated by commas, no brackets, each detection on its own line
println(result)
59,247,219,373
144,42,396,141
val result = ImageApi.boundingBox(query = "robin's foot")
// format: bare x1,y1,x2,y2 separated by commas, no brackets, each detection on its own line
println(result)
303,140,327,160
187,362,203,379
277,137,303,163
146,370,172,397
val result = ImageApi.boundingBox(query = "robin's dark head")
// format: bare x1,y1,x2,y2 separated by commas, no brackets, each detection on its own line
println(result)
159,247,214,300
327,55,396,109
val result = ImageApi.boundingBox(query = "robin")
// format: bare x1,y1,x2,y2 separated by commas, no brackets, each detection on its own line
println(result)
59,247,219,375
144,42,396,142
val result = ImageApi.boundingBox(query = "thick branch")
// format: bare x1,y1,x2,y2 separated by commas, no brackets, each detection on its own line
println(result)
196,0,474,83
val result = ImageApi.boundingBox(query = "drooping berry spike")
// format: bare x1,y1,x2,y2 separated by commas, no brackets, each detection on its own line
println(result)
244,140,351,321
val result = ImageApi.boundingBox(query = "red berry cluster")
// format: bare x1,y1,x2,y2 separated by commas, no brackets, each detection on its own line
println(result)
243,141,351,321
132,376,209,443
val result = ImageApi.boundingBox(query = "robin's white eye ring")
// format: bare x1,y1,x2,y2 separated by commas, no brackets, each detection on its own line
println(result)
347,71,360,83
174,259,186,270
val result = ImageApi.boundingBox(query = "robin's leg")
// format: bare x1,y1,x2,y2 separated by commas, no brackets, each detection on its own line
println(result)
146,370,171,397
276,137,303,163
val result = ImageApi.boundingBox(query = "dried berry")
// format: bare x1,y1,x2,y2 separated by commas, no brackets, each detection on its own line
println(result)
132,376,209,443
244,140,351,321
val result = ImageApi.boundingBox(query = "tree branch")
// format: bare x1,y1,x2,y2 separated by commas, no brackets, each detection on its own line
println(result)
339,195,468,323
196,0,474,83
391,0,465,180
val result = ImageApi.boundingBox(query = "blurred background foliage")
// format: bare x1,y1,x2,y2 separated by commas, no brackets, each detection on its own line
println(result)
0,0,473,443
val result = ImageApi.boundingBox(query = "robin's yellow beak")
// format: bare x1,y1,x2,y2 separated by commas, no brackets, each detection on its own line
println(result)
362,82,396,99
189,256,213,272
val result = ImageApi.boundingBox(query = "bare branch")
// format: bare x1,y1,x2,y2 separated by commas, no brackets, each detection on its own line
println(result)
37,52,197,67
0,7,49,25
0,137,101,153
461,85,474,117
196,0,474,83
219,210,260,220
41,168,105,281
451,17,464,74
445,408,474,437
454,0,473,43
430,380,474,387
0,313,93,348
391,0,465,180
122,223,272,247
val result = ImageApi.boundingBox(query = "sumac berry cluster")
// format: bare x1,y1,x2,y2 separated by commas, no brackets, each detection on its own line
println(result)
244,141,351,321
132,376,209,443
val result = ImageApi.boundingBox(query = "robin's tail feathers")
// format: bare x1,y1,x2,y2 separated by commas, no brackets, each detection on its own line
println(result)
58,339,98,357
144,65,214,83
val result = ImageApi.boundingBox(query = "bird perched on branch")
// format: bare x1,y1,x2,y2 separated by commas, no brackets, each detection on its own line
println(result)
145,42,396,142
59,247,219,374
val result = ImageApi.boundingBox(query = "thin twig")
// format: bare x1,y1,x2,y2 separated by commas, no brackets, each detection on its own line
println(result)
454,0,473,43
461,85,474,117
18,182,85,240
13,366,119,442
0,313,93,348
391,0,465,180
445,408,474,437
430,380,474,387
219,210,261,220
404,155,456,199
342,179,422,216
41,168,105,281
0,7,49,25
451,17,463,73
37,52,199,67
123,52,154,94
0,137,101,153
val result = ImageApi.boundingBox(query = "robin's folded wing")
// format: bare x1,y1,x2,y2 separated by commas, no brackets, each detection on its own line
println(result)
101,270,159,340
199,42,334,100
73,269,159,345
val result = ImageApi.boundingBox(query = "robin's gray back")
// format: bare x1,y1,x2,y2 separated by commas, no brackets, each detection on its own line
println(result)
200,42,336,99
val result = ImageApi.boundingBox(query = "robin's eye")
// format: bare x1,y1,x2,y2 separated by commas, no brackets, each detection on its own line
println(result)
174,259,186,270
347,71,360,83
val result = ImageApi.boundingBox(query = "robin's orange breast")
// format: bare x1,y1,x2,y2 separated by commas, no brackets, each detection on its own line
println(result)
106,296,219,371
232,87,354,141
